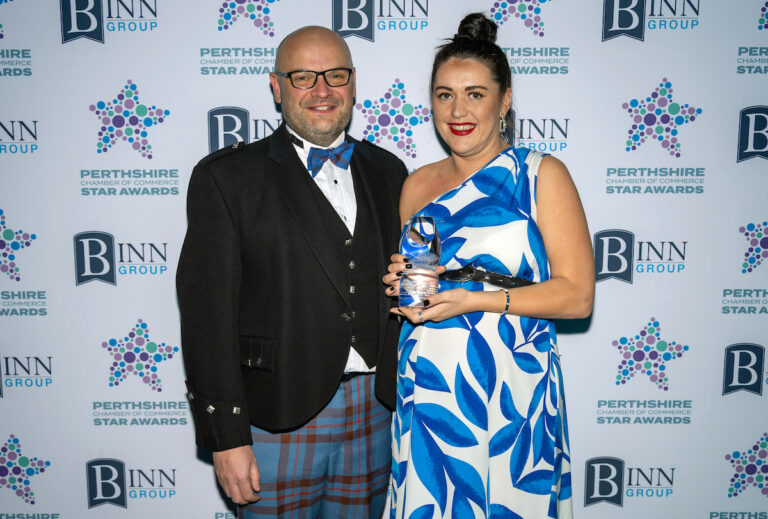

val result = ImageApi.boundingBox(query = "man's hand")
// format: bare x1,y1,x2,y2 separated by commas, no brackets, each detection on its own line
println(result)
212,445,261,505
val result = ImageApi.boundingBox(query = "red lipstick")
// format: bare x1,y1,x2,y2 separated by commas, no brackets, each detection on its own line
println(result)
447,123,476,136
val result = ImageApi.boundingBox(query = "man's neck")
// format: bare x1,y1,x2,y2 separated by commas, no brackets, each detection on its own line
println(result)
286,125,345,149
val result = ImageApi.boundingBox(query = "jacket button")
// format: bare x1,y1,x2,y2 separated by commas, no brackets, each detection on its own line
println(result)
349,285,355,294
341,313,351,321
345,239,352,246
349,260,355,269
351,335,356,343
255,357,263,368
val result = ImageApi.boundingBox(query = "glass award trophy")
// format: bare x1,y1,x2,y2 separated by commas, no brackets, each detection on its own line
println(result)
399,216,441,307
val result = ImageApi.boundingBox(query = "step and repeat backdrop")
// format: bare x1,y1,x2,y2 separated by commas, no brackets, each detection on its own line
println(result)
1,0,767,517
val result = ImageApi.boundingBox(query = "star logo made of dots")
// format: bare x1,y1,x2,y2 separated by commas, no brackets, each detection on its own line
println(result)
217,0,282,36
759,2,767,30
89,80,170,159
355,80,430,159
611,318,689,391
0,435,51,505
0,208,36,282
725,433,768,498
0,0,17,40
101,319,179,392
622,78,702,158
739,221,768,274
490,0,550,37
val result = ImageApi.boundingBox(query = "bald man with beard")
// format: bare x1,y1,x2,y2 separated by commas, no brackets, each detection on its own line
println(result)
177,26,407,518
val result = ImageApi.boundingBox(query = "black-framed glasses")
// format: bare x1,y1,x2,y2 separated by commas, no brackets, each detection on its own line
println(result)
274,68,353,89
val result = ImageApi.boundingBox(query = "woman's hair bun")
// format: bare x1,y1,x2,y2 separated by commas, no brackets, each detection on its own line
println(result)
454,13,497,44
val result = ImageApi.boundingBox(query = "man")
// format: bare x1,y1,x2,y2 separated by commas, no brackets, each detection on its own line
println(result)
176,26,407,518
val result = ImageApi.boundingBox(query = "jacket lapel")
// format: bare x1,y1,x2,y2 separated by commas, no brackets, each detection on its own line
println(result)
268,125,351,307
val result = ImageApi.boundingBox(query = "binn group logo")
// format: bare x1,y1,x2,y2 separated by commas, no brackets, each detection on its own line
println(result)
490,0,550,37
0,209,36,282
217,0,281,36
760,2,768,30
73,231,169,286
86,458,177,508
602,0,700,42
0,120,38,155
332,0,430,42
594,229,688,283
513,110,569,153
611,318,689,391
737,107,768,163
0,435,51,504
723,344,766,397
585,457,676,506
724,433,768,499
0,355,53,398
355,79,430,159
207,107,281,152
622,78,702,158
89,80,170,159
739,221,767,274
101,319,179,392
59,0,159,44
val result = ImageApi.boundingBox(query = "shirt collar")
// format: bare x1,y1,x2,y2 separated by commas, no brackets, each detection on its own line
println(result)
286,125,346,164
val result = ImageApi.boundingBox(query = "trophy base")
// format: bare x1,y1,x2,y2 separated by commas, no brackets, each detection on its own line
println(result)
399,268,438,307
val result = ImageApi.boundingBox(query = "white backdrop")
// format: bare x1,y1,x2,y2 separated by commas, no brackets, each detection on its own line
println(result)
1,1,767,517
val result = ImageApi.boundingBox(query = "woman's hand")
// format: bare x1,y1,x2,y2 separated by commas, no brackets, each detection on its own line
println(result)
382,253,447,299
392,287,506,324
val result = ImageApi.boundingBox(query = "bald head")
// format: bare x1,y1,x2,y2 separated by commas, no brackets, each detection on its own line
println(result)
275,26,352,72
269,25,357,146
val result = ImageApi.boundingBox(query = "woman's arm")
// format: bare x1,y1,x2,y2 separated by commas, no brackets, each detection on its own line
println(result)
385,156,594,323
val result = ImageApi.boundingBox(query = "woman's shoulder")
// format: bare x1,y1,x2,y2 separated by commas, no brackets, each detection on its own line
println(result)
402,159,448,190
399,158,451,220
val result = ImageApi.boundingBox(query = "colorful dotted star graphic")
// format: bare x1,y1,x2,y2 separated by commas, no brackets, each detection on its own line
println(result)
612,318,689,391
355,80,430,159
739,221,768,274
217,0,281,36
0,208,36,282
725,432,768,498
490,0,549,36
622,78,702,158
102,319,179,392
89,80,170,159
759,2,767,30
0,0,16,40
0,435,51,505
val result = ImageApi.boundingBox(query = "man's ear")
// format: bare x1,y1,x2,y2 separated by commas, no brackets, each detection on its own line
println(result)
269,73,282,103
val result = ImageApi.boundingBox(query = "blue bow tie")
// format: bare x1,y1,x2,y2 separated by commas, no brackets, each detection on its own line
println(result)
307,141,354,178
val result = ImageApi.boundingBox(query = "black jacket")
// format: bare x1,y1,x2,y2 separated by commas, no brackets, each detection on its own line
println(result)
176,124,407,451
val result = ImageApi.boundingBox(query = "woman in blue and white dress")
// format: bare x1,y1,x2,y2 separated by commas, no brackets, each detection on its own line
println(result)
383,14,595,519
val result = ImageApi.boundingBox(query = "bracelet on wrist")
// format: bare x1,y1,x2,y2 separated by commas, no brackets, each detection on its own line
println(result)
501,288,509,315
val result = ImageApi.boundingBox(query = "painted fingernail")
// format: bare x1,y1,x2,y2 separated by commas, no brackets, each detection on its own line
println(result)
423,299,430,307
405,263,412,269
403,257,410,262
396,271,404,277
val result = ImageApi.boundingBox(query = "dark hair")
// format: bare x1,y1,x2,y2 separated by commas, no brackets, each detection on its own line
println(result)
430,13,511,95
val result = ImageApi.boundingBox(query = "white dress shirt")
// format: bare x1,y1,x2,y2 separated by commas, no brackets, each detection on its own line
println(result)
287,126,374,373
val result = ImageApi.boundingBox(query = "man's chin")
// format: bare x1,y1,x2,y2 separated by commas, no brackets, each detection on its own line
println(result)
305,123,346,142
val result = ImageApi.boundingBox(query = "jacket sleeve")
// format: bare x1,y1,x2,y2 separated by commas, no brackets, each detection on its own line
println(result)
176,161,252,452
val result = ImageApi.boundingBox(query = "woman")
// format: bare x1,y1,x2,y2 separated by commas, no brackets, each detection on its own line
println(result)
383,13,594,519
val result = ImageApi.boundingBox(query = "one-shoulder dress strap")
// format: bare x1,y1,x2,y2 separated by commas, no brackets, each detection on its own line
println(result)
523,149,547,224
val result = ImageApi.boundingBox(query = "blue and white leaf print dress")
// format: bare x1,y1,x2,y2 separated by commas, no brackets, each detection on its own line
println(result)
390,147,572,519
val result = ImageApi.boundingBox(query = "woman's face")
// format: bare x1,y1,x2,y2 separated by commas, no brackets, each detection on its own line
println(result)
432,57,512,160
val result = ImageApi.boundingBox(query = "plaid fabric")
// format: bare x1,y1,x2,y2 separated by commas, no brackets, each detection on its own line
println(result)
241,373,391,519
307,141,354,177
